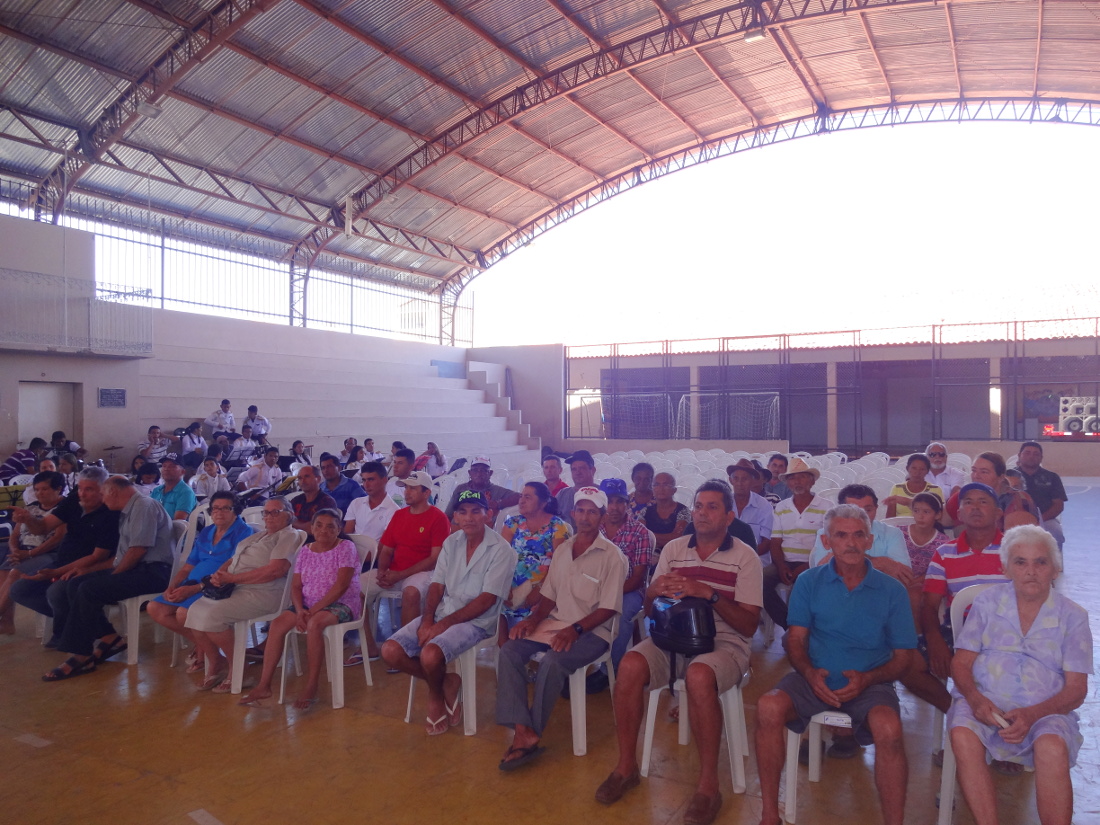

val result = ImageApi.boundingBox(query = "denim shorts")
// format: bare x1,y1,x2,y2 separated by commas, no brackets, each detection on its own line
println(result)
389,615,490,663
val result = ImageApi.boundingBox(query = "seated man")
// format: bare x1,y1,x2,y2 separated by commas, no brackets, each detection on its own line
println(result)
362,438,386,462
225,425,260,465
46,431,86,463
138,426,173,464
41,475,174,680
236,446,284,497
597,478,651,677
366,471,451,637
204,398,236,441
805,484,915,759
1,437,47,485
496,487,627,771
10,467,121,646
925,442,964,502
595,480,762,825
382,490,515,735
190,457,231,500
290,465,337,540
542,455,567,496
1016,440,1068,548
901,482,1008,763
755,503,917,825
319,452,365,514
761,458,830,631
385,447,416,506
343,462,398,542
241,405,271,445
727,459,774,552
555,449,597,529
444,456,519,529
151,454,198,521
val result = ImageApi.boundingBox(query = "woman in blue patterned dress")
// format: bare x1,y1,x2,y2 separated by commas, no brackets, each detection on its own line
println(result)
497,482,569,644
948,524,1091,825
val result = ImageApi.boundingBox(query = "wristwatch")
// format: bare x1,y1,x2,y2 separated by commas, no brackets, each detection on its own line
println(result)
572,622,585,635
708,590,721,605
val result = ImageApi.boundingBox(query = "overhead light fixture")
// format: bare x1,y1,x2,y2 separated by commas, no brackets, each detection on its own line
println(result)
136,101,162,119
744,28,766,43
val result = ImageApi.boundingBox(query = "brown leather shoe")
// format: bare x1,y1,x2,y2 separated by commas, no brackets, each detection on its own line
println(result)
595,769,641,804
683,791,723,825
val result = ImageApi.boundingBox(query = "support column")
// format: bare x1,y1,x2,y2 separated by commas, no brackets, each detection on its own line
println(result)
826,361,838,451
989,358,1002,439
689,365,700,440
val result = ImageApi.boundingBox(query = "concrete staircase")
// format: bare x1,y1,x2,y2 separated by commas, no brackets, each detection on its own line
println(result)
136,313,540,470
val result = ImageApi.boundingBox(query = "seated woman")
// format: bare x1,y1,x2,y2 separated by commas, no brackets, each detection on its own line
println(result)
127,454,146,481
134,462,161,496
239,509,361,709
498,482,569,645
343,445,366,472
627,462,655,515
417,442,447,478
290,440,312,466
883,453,943,517
56,452,81,492
191,457,231,500
147,491,254,673
179,421,208,473
0,471,67,634
948,524,1091,825
639,472,689,554
184,496,302,693
899,492,950,627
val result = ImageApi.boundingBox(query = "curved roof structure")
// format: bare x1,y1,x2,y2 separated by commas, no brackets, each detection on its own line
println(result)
2,0,1099,339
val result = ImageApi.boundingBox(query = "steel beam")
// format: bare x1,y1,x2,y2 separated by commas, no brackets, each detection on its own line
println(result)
31,0,276,222
437,96,1100,315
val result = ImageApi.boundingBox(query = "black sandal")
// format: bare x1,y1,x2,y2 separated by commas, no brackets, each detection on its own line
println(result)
43,656,97,682
93,636,128,663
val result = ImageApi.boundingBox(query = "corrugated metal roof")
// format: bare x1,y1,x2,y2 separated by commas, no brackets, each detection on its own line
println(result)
0,0,1098,298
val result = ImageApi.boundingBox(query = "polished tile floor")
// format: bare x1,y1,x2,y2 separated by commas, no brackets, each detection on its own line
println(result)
3,479,1097,825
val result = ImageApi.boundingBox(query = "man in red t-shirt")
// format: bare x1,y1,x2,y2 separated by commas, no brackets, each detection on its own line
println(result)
369,471,451,633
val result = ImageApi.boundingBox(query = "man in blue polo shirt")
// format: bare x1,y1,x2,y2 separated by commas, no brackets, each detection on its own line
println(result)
755,503,916,825
318,452,365,514
151,454,198,521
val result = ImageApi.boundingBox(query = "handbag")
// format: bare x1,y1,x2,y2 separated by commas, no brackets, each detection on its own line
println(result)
200,574,236,600
649,595,717,691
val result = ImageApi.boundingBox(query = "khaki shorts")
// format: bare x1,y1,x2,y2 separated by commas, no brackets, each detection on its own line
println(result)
628,636,749,694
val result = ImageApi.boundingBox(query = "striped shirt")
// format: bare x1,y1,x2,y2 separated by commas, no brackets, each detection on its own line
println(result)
771,494,831,565
923,531,1006,605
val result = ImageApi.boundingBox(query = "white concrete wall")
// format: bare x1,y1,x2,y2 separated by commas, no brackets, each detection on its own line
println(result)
0,213,94,281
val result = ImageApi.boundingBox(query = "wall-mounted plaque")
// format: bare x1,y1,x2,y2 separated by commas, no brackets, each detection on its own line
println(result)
98,388,127,408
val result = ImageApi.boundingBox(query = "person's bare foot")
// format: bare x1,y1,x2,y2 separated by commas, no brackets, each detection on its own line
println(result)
239,687,272,706
293,694,320,711
443,672,462,727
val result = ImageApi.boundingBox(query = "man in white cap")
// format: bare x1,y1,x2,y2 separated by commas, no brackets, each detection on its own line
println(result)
496,486,627,771
761,457,830,631
444,455,519,528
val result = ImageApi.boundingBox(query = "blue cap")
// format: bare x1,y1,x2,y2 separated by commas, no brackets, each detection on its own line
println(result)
599,478,629,501
958,482,998,503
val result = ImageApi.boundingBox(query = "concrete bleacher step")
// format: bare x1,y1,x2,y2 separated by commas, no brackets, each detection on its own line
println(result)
141,400,501,422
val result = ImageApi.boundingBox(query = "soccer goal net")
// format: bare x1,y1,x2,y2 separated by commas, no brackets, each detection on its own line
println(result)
674,392,781,440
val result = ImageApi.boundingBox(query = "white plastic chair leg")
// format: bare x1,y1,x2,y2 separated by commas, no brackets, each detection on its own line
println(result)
783,727,801,823
568,667,589,756
123,598,141,664
640,683,668,777
40,614,54,646
938,733,956,825
455,645,478,736
230,622,249,693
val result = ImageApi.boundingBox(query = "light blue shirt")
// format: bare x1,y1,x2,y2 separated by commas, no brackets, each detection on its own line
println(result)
808,519,910,569
431,527,516,636
732,491,773,544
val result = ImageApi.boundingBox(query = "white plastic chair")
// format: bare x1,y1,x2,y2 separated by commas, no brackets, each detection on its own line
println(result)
936,583,998,825
403,642,479,735
568,616,618,756
117,516,190,665
783,709,854,822
277,535,375,708
228,529,307,694
640,668,751,794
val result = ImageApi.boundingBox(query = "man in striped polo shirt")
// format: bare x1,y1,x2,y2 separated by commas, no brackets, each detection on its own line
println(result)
761,457,830,631
595,479,762,825
919,482,1007,688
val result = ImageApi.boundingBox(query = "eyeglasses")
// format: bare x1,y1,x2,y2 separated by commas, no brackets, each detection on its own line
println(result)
928,452,946,458
261,510,287,517
209,505,234,512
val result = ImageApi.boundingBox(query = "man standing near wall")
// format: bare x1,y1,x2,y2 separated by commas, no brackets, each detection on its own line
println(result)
1016,441,1068,548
